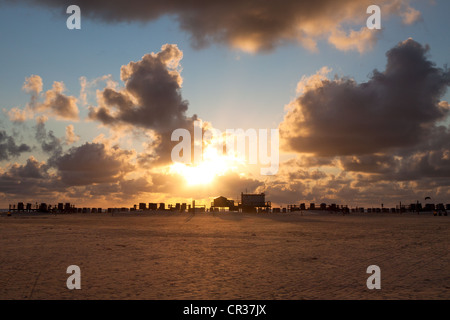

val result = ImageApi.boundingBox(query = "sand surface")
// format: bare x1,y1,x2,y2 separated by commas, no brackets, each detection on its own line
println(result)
0,211,448,300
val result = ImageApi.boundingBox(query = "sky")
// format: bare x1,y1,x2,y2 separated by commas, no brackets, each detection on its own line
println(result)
0,0,449,209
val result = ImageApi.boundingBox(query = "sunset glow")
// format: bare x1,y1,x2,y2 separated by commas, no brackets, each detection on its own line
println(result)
169,145,244,185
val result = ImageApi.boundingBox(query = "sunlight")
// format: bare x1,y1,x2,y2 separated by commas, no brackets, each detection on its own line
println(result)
169,145,244,186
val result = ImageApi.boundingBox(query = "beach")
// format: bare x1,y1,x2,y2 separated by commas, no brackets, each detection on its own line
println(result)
0,211,448,300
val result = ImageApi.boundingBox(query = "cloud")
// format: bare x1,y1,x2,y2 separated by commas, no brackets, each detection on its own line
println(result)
339,154,400,174
280,38,450,157
34,117,63,157
259,164,428,207
287,155,338,168
89,44,199,164
439,101,449,109
79,74,117,106
65,124,80,145
0,156,58,197
340,125,450,180
0,130,32,161
5,107,34,123
66,177,152,203
261,117,450,207
22,74,43,95
6,156,46,179
15,75,80,121
0,141,147,203
89,44,192,130
39,81,79,120
16,74,43,120
9,0,422,53
328,27,379,53
295,66,332,95
272,38,450,206
117,177,151,198
51,142,135,186
260,181,308,206
400,5,422,24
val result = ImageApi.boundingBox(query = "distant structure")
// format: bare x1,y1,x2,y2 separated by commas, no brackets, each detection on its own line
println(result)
190,200,206,213
211,196,235,212
7,202,79,213
240,192,271,213
287,204,301,211
5,195,449,216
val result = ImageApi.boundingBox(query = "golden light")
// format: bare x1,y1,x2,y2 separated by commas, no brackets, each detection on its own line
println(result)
169,144,244,186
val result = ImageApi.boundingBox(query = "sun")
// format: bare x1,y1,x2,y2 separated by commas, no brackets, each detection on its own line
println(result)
169,146,242,186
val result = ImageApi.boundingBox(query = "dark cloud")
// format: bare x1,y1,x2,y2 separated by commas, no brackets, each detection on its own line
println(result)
65,177,152,203
51,142,135,186
40,82,79,120
0,142,135,196
6,0,420,52
338,125,450,181
288,169,327,180
89,44,199,164
281,155,338,169
0,157,58,197
118,177,152,197
281,38,450,156
8,157,46,179
34,119,63,157
259,181,308,205
340,154,399,174
89,44,193,130
0,143,149,203
281,157,334,175
0,130,31,161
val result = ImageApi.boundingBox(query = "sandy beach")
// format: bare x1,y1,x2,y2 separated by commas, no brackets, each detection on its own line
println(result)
0,211,448,300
